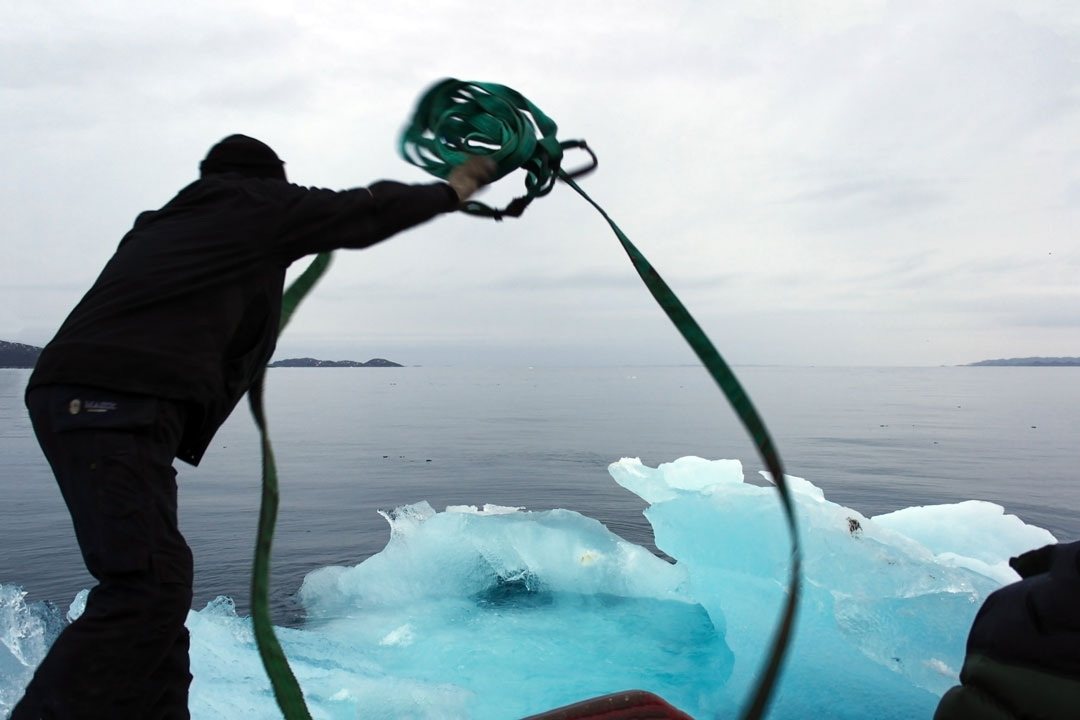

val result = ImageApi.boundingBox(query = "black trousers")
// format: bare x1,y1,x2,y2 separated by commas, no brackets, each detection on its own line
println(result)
14,386,194,720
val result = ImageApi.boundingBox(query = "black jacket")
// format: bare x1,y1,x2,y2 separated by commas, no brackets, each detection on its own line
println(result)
934,541,1080,719
28,173,458,465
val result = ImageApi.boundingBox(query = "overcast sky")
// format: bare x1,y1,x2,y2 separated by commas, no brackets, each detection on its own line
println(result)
2,0,1077,367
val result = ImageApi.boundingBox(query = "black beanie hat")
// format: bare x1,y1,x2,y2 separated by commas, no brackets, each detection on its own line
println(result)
200,134,286,180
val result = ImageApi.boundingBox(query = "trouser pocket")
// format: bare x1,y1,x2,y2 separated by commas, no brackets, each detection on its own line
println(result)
30,386,173,578
88,433,154,575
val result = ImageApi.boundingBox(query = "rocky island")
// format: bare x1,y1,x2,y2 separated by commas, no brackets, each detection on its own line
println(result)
0,341,42,368
268,357,403,368
968,357,1080,367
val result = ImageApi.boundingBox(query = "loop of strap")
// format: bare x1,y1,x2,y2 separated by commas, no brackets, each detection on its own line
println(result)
401,78,594,219
248,78,801,720
402,78,801,720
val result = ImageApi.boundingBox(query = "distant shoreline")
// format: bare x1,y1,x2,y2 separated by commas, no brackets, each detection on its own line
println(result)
267,357,403,368
0,342,406,370
0,341,41,369
2,340,1076,369
966,357,1080,367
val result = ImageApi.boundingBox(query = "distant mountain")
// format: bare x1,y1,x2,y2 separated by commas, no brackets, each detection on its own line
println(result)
268,357,403,368
0,341,42,368
0,344,403,370
968,356,1080,367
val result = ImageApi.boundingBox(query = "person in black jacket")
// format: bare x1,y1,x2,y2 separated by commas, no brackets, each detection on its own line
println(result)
13,134,495,720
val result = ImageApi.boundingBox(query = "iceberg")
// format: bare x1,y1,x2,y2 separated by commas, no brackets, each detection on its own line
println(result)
0,586,66,713
0,457,1057,719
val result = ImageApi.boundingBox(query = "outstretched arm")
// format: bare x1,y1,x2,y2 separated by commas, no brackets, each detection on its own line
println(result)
274,156,495,261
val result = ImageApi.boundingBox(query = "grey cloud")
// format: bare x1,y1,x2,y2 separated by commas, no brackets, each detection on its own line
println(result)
3,0,1078,368
485,269,737,293
1065,180,1080,208
780,175,948,219
190,75,318,114
0,15,299,91
1005,308,1080,329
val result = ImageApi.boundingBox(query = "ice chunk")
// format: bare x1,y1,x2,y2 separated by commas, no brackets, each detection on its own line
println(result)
302,502,694,617
0,585,66,713
196,501,732,719
1,457,1060,720
445,504,525,515
609,457,1051,711
872,501,1057,583
67,589,88,622
608,456,746,503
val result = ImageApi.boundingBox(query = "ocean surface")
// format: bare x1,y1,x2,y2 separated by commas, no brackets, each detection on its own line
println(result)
2,365,1078,626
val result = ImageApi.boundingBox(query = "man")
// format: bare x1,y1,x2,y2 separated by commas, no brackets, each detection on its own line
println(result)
14,134,495,719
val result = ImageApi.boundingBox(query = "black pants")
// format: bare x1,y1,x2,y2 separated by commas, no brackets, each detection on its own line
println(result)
14,386,194,720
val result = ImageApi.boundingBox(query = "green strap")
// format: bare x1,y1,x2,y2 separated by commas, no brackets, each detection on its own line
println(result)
400,79,581,219
248,251,333,720
402,78,802,720
250,78,802,720
560,172,800,720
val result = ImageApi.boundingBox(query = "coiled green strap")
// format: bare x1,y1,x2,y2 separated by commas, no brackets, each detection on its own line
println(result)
402,78,802,720
401,78,596,219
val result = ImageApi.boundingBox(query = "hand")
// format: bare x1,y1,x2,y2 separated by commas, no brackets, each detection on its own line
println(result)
447,155,497,203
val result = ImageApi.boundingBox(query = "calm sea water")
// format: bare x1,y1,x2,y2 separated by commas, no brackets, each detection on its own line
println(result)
2,366,1077,625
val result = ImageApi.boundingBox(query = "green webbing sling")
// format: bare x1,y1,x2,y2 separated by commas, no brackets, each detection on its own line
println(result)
249,79,801,720
248,252,332,720
401,79,801,720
